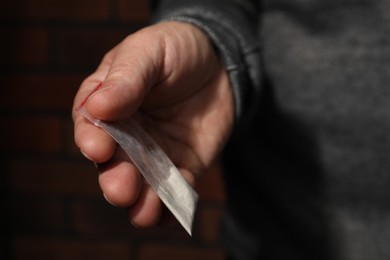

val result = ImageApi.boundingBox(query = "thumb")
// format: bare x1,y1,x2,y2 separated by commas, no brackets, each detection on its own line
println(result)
86,29,165,121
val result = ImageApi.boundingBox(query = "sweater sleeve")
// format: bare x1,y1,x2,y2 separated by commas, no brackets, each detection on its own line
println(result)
150,0,262,130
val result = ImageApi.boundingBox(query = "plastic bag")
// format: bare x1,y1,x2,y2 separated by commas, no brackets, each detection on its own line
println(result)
76,98,198,235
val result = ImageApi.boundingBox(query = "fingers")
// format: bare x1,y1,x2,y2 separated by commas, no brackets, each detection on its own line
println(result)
73,28,167,228
74,116,117,163
97,148,163,227
127,184,163,228
73,27,164,160
73,50,117,163
96,148,140,207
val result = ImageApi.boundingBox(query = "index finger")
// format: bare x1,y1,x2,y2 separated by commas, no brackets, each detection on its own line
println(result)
73,49,117,163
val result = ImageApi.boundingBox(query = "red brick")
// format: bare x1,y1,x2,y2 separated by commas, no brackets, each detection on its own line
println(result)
0,74,84,111
70,200,133,237
114,0,150,22
196,163,226,202
0,117,62,153
12,237,132,260
0,27,49,67
8,159,100,196
71,199,191,239
6,198,65,233
139,243,226,260
54,28,132,69
197,206,224,244
0,0,111,21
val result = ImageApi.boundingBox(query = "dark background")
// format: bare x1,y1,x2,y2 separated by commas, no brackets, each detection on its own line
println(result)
0,0,226,259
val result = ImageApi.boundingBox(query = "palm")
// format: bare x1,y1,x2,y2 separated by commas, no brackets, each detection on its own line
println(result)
137,60,233,178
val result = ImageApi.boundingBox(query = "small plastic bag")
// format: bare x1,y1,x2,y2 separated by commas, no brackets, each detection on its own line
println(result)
77,102,198,236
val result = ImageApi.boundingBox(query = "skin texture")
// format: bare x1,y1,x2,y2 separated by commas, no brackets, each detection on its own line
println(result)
73,21,234,228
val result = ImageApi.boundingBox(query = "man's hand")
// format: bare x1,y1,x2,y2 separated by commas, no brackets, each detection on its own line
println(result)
72,21,234,228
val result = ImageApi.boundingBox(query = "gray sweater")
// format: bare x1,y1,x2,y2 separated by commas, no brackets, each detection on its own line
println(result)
153,1,390,259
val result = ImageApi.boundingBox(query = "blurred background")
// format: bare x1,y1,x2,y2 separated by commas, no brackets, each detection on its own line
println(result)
0,0,226,259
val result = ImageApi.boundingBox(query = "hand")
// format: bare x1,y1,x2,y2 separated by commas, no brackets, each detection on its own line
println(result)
73,21,234,228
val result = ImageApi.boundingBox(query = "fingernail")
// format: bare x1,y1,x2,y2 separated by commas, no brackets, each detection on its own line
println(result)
93,162,101,174
103,193,118,207
80,149,93,161
129,219,139,228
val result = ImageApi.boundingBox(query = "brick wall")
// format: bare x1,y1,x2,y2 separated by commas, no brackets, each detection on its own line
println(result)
0,1,227,259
